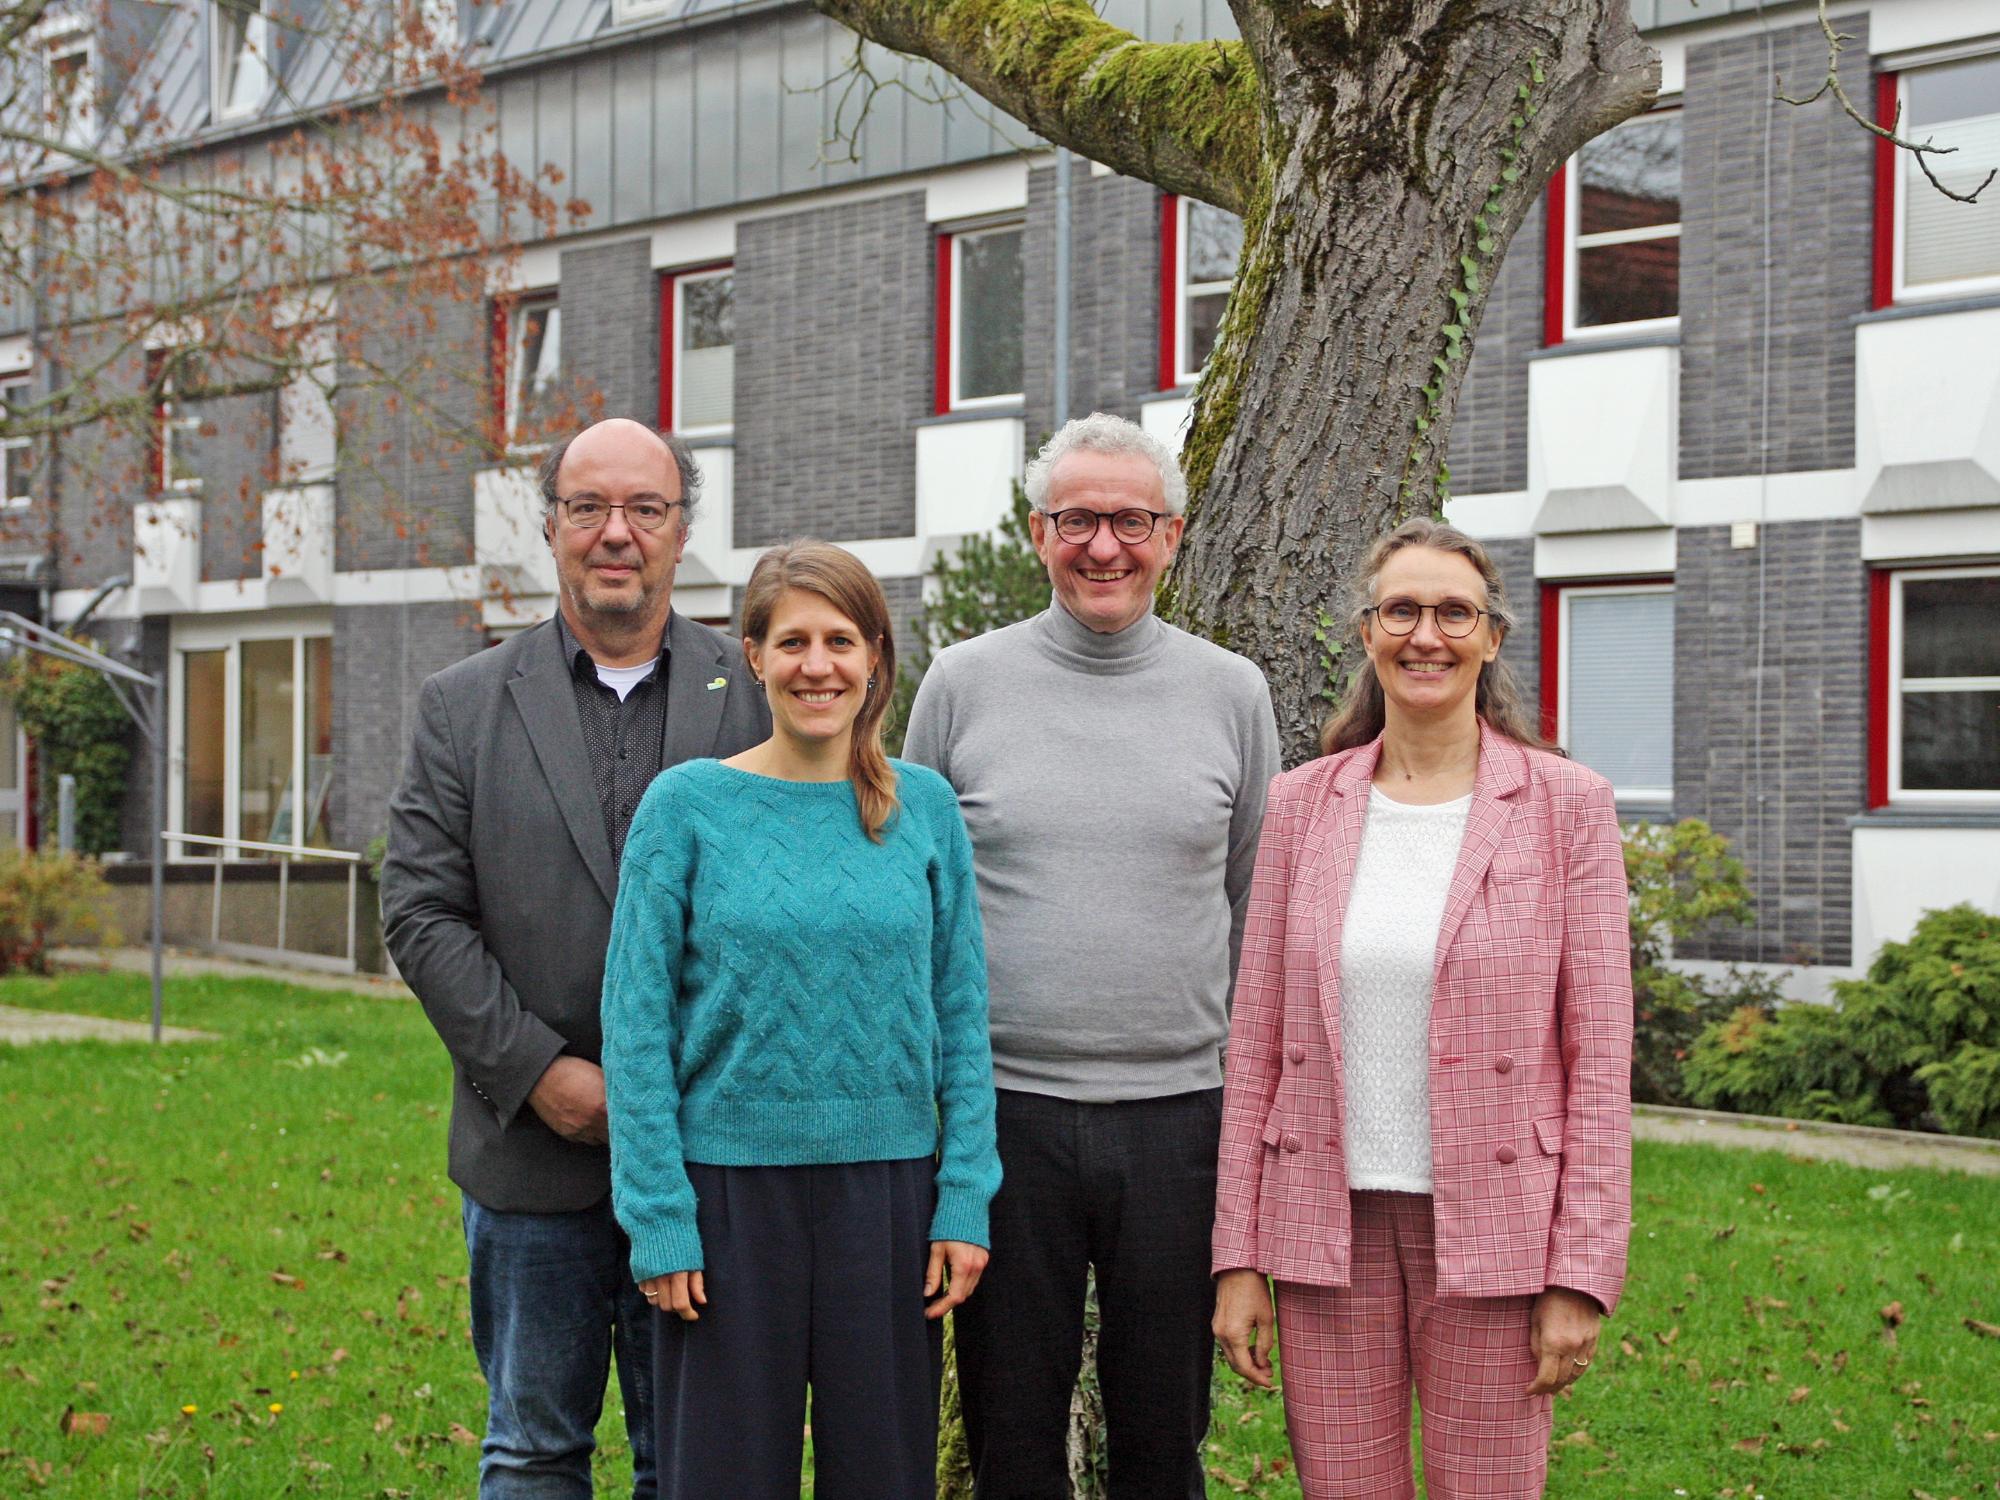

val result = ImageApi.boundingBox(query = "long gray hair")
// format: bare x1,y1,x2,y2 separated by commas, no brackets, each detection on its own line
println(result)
1319,517,1551,756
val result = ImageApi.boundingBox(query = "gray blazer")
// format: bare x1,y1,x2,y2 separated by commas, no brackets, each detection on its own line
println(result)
381,611,770,1213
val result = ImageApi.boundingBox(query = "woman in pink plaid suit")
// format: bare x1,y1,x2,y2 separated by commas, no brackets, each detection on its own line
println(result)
1211,518,1632,1498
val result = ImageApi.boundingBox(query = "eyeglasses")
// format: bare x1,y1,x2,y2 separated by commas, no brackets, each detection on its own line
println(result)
558,497,684,531
1042,507,1171,544
1363,597,1491,638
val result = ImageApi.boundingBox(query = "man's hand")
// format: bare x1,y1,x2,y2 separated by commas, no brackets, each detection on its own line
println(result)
1526,1285,1603,1396
526,1056,609,1144
1213,1268,1278,1389
924,1241,989,1319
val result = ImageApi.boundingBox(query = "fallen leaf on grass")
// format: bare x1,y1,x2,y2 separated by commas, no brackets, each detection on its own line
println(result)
1964,1317,2000,1340
270,1272,305,1291
1654,1325,1680,1348
1732,1435,1766,1454
1558,1429,1594,1447
1787,1386,1811,1404
58,1407,110,1437
447,1423,478,1446
373,1413,394,1434
1881,1300,1904,1344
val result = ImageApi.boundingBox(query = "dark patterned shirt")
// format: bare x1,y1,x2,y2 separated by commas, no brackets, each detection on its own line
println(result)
556,614,670,866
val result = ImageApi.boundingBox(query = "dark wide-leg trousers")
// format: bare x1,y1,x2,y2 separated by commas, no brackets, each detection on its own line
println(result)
651,1157,942,1500
955,1088,1222,1500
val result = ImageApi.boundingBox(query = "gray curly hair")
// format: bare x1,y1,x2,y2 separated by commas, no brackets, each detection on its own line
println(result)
1024,412,1187,517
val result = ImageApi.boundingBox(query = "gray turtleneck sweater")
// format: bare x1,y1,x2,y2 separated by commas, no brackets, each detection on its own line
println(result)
903,603,1280,1101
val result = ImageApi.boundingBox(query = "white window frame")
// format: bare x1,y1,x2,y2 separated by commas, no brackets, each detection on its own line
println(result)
504,290,560,453
1556,581,1675,808
1887,563,2000,807
169,616,336,860
1176,194,1239,387
212,0,272,123
1562,106,1682,343
946,220,1024,412
37,15,96,148
669,265,734,437
1891,59,2000,304
154,356,204,496
0,371,32,510
277,321,337,484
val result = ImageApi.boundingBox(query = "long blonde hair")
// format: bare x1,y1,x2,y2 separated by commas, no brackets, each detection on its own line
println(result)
1319,518,1551,756
741,541,900,840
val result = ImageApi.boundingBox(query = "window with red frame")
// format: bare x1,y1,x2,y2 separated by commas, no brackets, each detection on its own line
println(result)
1872,565,2000,804
658,265,734,433
1540,579,1675,806
495,291,561,448
1546,109,1681,344
147,348,204,494
1878,55,2000,305
935,222,1023,413
1160,194,1243,388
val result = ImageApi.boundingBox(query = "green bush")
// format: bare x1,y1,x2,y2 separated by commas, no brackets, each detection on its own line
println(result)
1683,904,2000,1136
0,847,112,974
1621,817,1763,1106
1,641,134,855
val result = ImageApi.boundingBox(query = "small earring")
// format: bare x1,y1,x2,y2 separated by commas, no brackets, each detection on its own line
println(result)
867,676,876,691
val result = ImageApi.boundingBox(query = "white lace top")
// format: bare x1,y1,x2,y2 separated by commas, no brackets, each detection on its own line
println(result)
1338,786,1472,1194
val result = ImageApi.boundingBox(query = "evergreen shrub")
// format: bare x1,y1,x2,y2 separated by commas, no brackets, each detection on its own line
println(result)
1683,904,2000,1136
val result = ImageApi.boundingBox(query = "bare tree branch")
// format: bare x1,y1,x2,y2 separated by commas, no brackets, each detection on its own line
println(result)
1776,0,1994,204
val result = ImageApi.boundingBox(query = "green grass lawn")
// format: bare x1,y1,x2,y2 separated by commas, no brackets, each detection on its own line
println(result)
2,971,1997,1498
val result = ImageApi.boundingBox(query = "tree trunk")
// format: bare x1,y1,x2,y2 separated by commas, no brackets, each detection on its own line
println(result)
1168,1,1656,760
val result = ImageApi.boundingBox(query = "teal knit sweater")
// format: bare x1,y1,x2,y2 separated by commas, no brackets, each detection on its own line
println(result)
601,757,1001,1281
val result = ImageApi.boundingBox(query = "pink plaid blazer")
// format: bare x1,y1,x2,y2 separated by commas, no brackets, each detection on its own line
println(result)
1212,725,1633,1315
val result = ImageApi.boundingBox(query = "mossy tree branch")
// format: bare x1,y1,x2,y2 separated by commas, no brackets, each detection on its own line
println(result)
808,0,1263,215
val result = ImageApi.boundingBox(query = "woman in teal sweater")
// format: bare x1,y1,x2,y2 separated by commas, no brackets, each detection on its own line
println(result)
601,540,1000,1500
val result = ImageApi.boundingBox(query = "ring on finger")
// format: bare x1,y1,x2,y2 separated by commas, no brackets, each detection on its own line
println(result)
1571,1356,1591,1368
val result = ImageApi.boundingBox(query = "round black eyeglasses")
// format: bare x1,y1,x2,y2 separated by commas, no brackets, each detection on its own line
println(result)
558,497,684,531
1043,507,1170,544
1362,598,1491,639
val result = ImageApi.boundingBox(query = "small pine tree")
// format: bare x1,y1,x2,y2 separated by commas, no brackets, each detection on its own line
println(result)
885,482,1049,755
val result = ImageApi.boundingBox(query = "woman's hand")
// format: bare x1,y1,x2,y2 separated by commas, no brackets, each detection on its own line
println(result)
1213,1269,1278,1390
639,1271,706,1322
1526,1285,1602,1395
925,1241,989,1319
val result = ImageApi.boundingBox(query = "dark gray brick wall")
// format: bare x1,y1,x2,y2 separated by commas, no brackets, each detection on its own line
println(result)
1449,209,1543,495
49,336,143,590
331,600,486,850
735,192,931,547
194,387,280,585
335,278,486,573
1485,536,1541,724
1672,521,1866,965
111,617,168,857
1679,20,1873,480
1023,168,1162,439
560,236,659,426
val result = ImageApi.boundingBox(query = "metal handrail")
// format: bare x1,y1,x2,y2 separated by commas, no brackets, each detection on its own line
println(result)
160,831,365,973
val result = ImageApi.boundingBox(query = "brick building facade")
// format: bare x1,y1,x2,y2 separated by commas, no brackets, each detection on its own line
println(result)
1,0,1995,985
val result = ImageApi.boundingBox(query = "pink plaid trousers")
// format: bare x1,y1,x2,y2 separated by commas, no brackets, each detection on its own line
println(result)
1276,1191,1549,1499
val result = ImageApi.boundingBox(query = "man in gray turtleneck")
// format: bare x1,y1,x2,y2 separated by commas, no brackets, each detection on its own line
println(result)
904,412,1280,1499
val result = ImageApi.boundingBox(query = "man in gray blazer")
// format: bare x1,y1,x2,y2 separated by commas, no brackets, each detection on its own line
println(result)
381,418,769,1500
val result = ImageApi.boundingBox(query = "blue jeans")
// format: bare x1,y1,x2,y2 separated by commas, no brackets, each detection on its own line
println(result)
463,1194,657,1500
